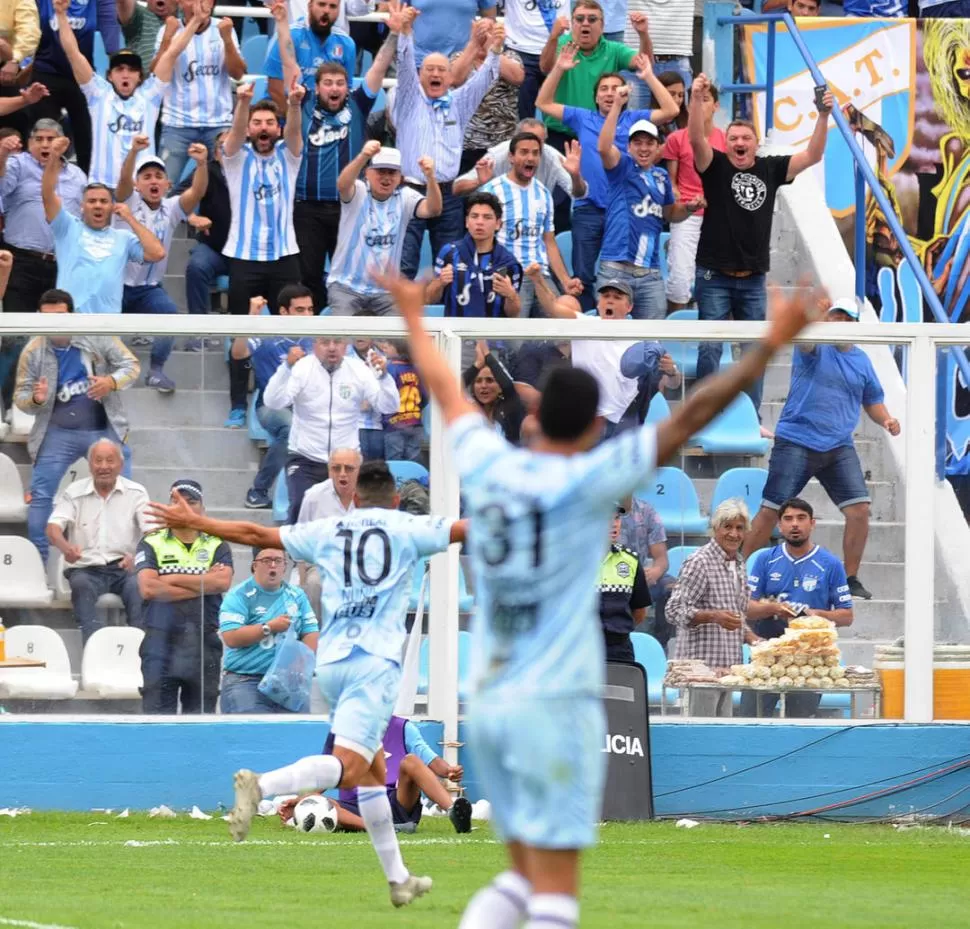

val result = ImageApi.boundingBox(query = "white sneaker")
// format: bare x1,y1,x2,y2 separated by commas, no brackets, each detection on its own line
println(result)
228,769,262,842
389,874,433,908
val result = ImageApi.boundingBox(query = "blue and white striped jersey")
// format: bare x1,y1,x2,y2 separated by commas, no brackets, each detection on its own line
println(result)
450,413,658,700
480,174,553,274
221,141,301,262
155,21,238,128
117,192,185,286
82,74,168,187
328,180,424,295
279,508,454,666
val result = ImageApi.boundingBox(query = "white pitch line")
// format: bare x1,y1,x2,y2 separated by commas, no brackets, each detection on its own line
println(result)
0,917,79,929
0,836,495,849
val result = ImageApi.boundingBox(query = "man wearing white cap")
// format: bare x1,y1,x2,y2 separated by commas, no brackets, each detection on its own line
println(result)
597,86,704,319
327,140,441,316
743,299,901,601
114,135,209,392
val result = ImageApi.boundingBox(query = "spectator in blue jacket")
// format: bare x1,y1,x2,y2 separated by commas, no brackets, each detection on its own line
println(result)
230,287,316,509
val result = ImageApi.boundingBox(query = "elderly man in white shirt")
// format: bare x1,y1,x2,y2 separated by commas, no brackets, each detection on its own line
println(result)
46,437,151,642
263,336,400,523
296,446,361,616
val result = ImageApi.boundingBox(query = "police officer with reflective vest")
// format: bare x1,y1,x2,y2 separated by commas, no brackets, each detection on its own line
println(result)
136,479,233,713
597,505,651,663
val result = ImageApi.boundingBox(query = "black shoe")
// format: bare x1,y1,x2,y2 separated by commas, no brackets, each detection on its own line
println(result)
449,797,472,834
846,575,872,600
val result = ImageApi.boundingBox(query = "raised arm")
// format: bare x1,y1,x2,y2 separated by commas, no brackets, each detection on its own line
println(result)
523,262,579,318
178,143,210,214
0,83,48,116
53,0,94,86
414,156,441,218
217,15,247,80
787,89,832,180
450,19,490,88
338,138,381,201
114,201,166,262
629,11,654,62
539,16,569,74
638,58,679,126
544,231,581,297
268,2,301,99
688,73,714,174
371,271,477,426
115,134,149,203
223,81,253,158
598,88,627,172
42,136,71,222
284,81,306,157
655,287,820,464
364,31,397,95
536,41,577,123
153,12,205,83
146,494,283,551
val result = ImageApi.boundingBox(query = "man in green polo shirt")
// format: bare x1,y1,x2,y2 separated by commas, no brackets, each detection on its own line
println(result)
539,1,654,150
597,505,651,663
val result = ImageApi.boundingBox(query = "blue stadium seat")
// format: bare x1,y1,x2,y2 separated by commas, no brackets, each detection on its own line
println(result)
422,405,431,439
94,33,108,75
272,474,290,523
662,308,733,379
665,545,700,578
645,392,671,425
419,234,435,272
319,306,332,316
247,393,271,444
424,304,445,317
249,76,269,103
215,275,230,293
689,394,769,456
387,460,429,487
555,230,573,276
630,631,677,705
634,467,708,535
351,76,386,114
242,35,269,72
711,467,768,518
417,629,473,700
241,16,261,42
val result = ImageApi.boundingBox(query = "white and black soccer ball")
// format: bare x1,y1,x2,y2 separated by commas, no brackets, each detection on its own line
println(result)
293,795,338,834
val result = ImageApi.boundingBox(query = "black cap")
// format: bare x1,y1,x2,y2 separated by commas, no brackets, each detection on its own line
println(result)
109,49,143,72
171,479,203,502
597,279,633,300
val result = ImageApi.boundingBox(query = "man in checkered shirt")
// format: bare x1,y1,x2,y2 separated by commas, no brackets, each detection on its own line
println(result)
668,499,751,716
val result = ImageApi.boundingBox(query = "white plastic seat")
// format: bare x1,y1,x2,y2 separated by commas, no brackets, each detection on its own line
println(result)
55,457,91,500
0,625,78,699
48,552,129,621
80,626,144,698
0,453,27,521
10,405,34,437
0,536,53,606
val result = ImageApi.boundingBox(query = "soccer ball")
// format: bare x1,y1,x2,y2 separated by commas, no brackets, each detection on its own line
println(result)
293,795,339,834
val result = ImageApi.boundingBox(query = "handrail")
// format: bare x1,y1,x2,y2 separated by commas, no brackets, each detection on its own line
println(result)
716,10,970,386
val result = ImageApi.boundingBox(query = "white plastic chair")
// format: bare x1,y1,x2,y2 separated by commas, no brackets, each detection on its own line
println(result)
0,625,78,699
55,457,91,500
0,536,53,606
80,627,144,698
0,453,27,521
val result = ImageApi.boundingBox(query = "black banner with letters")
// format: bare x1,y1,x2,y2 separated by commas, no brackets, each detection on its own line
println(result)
601,661,654,821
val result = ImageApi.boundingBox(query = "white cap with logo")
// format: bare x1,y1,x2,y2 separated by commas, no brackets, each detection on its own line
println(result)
370,147,402,171
628,119,659,140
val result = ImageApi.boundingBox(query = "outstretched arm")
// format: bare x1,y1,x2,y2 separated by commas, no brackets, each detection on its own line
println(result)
688,74,714,174
536,41,577,123
787,89,833,180
371,271,477,426
153,11,205,82
54,0,94,86
115,134,150,204
146,493,283,550
223,81,253,157
598,89,627,172
655,287,820,463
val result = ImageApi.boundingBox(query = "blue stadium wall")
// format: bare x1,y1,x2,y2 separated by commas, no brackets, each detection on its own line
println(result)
3,719,969,819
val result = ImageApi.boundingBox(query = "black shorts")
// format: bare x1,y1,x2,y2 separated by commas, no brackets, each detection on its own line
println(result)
340,787,423,826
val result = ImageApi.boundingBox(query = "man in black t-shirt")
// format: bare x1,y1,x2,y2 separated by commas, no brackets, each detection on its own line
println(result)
688,73,832,415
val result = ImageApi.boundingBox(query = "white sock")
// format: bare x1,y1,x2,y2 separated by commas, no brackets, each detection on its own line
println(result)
358,786,409,884
525,893,579,929
256,755,343,798
459,871,531,929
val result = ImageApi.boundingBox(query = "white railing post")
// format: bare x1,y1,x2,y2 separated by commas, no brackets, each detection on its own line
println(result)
904,335,936,722
427,329,462,761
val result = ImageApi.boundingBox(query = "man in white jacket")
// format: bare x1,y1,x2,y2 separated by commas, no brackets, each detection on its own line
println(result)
262,335,401,523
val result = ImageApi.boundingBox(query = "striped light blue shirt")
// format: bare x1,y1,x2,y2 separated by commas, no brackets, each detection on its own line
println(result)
329,180,424,295
118,192,186,286
480,174,553,273
393,32,499,182
82,74,168,187
221,141,301,262
155,20,238,128
0,154,86,253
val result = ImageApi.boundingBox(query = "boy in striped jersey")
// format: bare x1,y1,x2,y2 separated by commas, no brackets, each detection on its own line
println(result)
53,0,200,188
480,131,580,317
114,135,209,393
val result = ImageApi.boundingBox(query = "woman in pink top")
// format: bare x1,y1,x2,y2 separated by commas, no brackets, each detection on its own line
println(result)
661,84,726,310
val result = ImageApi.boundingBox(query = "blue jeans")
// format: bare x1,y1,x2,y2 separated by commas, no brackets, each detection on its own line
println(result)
359,428,384,461
251,404,292,494
762,438,871,510
401,187,465,280
64,563,142,642
29,425,131,562
159,125,229,185
694,267,767,413
515,50,543,121
571,203,605,312
597,262,666,320
383,425,424,463
122,284,175,369
220,671,293,714
186,241,230,315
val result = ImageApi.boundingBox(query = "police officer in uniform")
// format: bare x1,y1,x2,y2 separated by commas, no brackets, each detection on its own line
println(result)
597,505,651,663
136,479,233,713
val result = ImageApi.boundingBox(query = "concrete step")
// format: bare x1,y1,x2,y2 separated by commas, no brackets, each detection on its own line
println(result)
127,426,261,470
812,519,904,562
128,348,231,391
133,466,259,507
760,401,892,443
125,388,242,429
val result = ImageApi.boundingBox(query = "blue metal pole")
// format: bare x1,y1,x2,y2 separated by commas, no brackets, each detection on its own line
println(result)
855,165,866,305
765,22,776,137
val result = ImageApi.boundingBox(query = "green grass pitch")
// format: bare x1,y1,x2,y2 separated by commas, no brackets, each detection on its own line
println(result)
2,814,969,928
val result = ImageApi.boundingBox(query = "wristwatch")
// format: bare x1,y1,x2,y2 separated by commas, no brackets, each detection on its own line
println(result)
261,624,272,638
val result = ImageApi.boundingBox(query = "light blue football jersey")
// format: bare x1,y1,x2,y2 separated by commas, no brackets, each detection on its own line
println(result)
279,509,453,666
450,413,657,700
